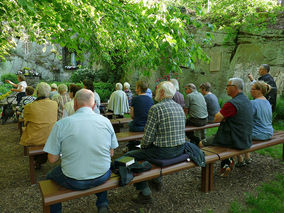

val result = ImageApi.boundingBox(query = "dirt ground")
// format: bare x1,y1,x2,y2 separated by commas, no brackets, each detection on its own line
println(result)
0,121,283,213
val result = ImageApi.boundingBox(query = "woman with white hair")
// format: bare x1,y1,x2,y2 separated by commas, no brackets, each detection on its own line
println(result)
124,82,133,106
52,84,71,120
107,83,129,118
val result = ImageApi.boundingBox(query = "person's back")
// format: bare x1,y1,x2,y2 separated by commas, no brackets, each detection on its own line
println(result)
251,99,273,140
145,98,185,146
108,83,129,116
46,107,116,179
204,93,220,123
20,83,57,146
44,89,118,213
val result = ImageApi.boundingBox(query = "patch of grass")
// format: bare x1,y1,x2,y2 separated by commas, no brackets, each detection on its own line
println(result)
230,175,284,213
206,127,218,137
255,119,284,160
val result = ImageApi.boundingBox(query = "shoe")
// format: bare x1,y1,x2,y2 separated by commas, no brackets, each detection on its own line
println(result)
245,158,252,164
98,206,108,213
149,179,162,192
122,147,129,153
235,161,247,168
132,192,153,204
220,164,231,177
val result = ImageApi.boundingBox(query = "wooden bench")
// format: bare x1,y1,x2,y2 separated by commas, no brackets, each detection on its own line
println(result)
201,131,284,190
110,117,132,133
38,150,219,213
26,123,220,184
115,122,220,143
38,131,284,212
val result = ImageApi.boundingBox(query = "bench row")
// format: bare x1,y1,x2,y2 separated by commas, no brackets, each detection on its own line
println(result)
39,131,284,213
27,122,220,184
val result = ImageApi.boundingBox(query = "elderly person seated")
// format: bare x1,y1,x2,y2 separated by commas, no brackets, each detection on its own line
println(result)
83,79,101,114
16,86,36,119
184,83,208,144
44,89,118,213
63,84,82,117
200,78,253,177
170,79,185,108
52,84,71,120
125,81,186,203
199,82,220,123
124,82,133,106
237,81,273,167
20,82,58,169
108,83,129,118
49,83,59,99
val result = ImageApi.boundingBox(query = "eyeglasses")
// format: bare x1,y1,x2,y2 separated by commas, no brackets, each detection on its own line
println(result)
226,85,236,87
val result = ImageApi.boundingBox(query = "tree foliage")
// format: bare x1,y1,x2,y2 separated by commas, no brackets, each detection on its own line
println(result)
0,0,212,75
0,0,282,76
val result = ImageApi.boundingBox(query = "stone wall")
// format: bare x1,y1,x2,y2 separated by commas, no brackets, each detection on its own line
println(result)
173,20,284,100
0,37,70,82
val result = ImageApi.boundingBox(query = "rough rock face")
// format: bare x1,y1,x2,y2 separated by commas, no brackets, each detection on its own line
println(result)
0,37,70,82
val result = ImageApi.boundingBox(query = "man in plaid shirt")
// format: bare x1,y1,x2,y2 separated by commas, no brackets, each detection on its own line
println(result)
126,81,186,204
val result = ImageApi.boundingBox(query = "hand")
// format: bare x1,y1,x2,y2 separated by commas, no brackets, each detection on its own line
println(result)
5,80,11,84
248,74,254,82
110,149,114,157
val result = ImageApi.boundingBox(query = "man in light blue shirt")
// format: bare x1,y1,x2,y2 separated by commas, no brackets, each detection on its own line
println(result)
44,89,118,213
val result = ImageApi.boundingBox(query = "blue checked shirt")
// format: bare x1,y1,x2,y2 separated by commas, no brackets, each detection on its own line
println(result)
141,98,186,148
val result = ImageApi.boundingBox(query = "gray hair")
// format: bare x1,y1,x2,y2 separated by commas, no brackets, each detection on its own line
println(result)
159,81,176,98
229,77,244,90
50,83,58,89
58,84,68,94
185,83,196,91
123,82,130,89
37,82,51,98
75,89,94,107
115,83,123,90
260,64,270,73
170,79,179,90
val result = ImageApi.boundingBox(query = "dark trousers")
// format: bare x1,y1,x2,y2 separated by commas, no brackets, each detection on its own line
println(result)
186,117,208,145
46,166,110,213
125,144,185,193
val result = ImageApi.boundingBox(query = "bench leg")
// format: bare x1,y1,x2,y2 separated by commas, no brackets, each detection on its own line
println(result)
201,163,214,192
24,146,28,156
29,155,36,184
113,125,120,133
43,205,50,213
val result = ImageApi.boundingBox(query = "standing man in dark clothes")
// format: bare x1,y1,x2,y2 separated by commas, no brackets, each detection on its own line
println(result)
248,64,277,111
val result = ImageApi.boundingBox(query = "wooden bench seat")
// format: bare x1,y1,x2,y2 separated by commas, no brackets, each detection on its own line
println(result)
110,117,132,133
39,150,219,213
27,123,220,184
201,131,284,191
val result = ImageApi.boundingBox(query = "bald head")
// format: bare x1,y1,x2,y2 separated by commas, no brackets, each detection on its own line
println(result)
74,89,95,111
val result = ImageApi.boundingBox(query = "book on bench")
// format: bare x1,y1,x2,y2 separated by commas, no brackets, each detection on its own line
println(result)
115,156,135,167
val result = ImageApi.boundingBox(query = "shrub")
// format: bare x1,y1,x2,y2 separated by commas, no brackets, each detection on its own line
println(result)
1,73,18,84
70,68,98,83
94,82,114,102
0,84,13,94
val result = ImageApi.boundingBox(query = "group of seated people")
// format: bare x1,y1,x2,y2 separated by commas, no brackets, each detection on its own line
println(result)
11,64,276,213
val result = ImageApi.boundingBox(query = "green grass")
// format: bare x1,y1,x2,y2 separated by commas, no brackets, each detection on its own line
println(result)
229,175,284,213
255,120,284,160
229,119,284,213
